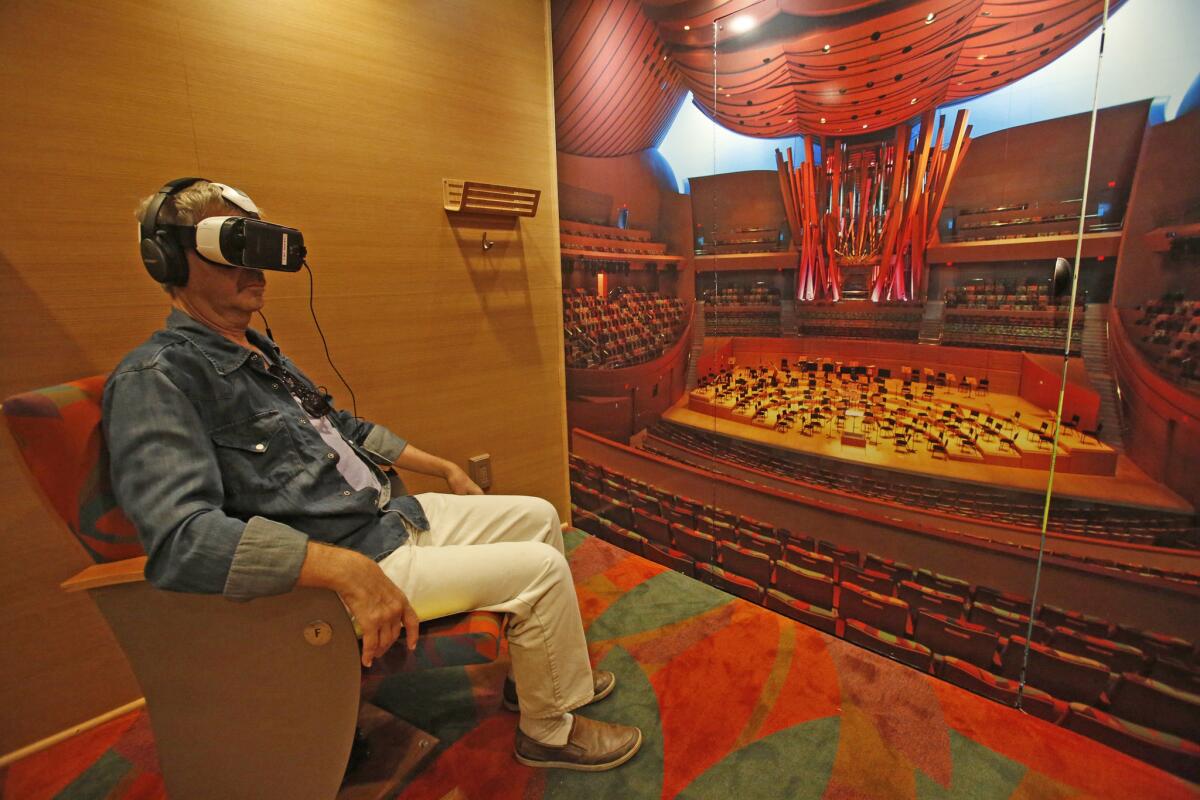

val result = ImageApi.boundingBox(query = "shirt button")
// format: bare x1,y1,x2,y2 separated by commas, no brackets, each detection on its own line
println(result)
342,490,352,496
254,443,266,451
271,383,279,389
326,452,337,459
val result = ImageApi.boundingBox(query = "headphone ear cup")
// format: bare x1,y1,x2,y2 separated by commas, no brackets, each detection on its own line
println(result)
141,231,188,286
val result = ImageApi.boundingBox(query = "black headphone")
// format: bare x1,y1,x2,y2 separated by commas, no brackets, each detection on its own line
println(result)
139,177,207,286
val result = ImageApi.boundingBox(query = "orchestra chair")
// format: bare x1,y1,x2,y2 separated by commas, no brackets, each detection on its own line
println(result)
3,375,506,800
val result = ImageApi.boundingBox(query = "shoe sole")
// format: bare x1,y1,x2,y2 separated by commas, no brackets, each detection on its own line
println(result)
503,674,617,713
513,728,643,772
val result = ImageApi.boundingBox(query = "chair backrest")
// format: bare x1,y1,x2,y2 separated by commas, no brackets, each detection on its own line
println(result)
839,582,910,638
1107,674,1200,742
913,610,998,670
717,540,771,586
773,561,834,609
3,375,144,563
672,524,716,564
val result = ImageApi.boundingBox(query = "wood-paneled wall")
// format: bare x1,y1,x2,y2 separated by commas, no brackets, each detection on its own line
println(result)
689,171,789,244
0,0,564,754
943,99,1150,218
556,149,679,236
1111,108,1200,307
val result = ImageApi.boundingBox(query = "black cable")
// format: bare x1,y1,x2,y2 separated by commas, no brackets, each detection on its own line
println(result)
303,261,359,421
256,310,275,342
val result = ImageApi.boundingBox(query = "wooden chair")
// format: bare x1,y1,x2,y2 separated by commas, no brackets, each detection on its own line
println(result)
4,376,505,800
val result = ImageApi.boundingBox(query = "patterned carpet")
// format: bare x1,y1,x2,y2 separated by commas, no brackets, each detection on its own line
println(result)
3,530,1195,799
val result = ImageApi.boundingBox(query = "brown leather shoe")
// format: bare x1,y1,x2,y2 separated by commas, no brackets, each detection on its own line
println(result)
514,714,642,771
503,669,616,712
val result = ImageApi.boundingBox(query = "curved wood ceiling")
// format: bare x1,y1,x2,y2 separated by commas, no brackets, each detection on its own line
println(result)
553,0,1122,156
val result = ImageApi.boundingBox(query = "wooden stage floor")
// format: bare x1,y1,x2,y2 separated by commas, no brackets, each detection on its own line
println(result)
663,393,1193,514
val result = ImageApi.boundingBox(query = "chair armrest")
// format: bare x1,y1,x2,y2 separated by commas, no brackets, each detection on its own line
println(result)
61,556,147,592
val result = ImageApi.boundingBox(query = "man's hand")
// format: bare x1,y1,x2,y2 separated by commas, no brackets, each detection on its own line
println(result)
298,542,419,667
446,465,483,495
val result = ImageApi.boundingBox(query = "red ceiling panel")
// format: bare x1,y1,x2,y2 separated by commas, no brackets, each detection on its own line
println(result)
552,0,1121,156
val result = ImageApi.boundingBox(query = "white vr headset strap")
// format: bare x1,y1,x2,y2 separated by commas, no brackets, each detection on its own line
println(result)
212,182,260,215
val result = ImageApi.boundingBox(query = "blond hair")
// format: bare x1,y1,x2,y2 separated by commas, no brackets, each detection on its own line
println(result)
136,180,253,227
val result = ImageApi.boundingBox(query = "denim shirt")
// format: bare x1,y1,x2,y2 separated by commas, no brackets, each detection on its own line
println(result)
102,309,428,600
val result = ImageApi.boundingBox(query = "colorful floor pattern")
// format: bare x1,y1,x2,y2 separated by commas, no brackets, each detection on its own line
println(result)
3,530,1196,799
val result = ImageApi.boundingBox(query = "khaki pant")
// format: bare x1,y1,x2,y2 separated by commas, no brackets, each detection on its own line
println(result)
378,493,593,743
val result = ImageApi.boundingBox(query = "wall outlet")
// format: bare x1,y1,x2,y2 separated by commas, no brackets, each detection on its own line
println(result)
468,454,492,490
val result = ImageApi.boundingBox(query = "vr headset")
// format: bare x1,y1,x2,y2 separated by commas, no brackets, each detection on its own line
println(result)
139,177,306,286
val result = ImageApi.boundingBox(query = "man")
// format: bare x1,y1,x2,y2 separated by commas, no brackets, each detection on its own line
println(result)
103,178,642,772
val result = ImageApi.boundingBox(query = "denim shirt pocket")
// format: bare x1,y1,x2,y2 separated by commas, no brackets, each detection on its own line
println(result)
210,410,301,494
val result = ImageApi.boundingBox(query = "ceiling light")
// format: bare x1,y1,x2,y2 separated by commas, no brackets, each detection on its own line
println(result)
820,117,826,123
823,44,832,53
862,123,869,128
730,15,756,34
683,24,691,31
911,97,918,104
977,54,987,60
926,13,935,24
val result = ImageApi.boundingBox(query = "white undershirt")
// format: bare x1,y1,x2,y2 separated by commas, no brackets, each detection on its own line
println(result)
294,397,382,494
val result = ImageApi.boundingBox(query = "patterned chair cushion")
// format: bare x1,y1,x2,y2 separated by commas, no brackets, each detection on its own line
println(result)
3,376,143,562
764,588,838,636
696,562,764,603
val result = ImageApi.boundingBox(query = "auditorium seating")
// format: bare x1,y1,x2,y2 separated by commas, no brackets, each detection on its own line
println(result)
941,278,1085,354
942,307,1084,354
939,656,1066,723
702,284,782,337
795,301,922,341
943,278,1074,311
997,636,1114,706
1126,295,1200,387
913,611,1000,670
562,288,689,368
1063,703,1200,779
702,285,781,306
643,420,1200,553
1106,674,1200,742
568,454,1200,778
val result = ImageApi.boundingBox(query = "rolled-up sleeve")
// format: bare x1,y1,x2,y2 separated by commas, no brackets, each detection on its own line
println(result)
360,423,407,464
103,367,309,599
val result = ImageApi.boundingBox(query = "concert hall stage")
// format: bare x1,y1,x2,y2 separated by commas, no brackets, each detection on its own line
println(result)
674,339,1190,514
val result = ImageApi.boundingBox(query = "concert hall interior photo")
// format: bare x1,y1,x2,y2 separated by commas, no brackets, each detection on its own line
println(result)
0,0,1198,797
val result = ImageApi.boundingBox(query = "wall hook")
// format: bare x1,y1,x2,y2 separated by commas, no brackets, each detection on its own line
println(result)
482,232,495,251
